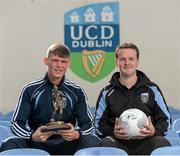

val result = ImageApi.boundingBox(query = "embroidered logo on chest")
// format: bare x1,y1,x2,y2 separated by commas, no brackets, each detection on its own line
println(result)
141,93,149,103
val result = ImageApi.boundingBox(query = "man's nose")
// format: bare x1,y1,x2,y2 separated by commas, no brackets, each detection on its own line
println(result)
57,61,62,66
124,58,129,64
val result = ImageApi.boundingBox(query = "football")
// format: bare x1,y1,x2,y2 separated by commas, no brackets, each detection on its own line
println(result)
119,108,148,139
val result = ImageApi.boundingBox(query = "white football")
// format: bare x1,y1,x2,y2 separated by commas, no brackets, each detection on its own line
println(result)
119,108,148,139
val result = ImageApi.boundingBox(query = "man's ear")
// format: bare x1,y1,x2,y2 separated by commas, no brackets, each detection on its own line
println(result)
43,57,48,65
137,58,140,67
68,59,71,66
116,59,119,67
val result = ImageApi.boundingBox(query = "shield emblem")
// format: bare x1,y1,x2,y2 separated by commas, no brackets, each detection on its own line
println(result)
64,2,120,82
141,93,149,103
82,50,106,78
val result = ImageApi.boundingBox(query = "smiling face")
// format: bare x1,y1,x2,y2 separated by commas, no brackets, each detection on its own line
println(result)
116,48,139,78
44,55,70,83
44,43,70,85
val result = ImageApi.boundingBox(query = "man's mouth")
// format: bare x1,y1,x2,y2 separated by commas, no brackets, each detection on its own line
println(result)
54,69,63,72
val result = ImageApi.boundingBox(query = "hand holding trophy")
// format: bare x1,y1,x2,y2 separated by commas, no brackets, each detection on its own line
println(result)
41,85,71,132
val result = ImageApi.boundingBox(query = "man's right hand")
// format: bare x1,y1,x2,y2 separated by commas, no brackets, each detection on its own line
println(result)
31,126,54,142
114,117,129,140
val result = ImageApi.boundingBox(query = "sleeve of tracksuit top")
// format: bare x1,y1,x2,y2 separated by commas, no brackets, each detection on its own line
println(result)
10,87,33,139
73,87,95,135
149,84,171,136
94,88,114,137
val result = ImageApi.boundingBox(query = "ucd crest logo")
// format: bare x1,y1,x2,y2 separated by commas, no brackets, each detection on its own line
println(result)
64,2,120,82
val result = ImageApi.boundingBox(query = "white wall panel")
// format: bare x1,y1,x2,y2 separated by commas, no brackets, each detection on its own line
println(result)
0,0,179,113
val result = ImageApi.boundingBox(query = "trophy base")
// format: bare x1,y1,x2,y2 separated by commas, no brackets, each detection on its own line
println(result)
46,121,64,126
41,121,71,132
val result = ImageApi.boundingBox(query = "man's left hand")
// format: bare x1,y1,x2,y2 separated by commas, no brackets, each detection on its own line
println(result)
138,116,155,139
55,123,80,141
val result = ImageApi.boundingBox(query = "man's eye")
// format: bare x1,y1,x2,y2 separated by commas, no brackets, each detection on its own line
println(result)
118,58,125,61
61,60,67,63
129,58,135,61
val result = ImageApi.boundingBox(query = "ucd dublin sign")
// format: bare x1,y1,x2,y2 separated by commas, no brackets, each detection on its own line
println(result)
64,2,120,82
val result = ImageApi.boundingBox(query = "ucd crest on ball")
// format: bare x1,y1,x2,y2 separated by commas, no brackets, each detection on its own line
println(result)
64,2,120,82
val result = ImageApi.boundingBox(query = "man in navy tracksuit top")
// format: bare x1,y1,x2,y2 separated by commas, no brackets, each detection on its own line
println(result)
94,43,171,155
0,43,99,155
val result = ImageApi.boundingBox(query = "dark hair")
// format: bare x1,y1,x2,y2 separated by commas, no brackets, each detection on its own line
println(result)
47,43,70,58
115,43,139,59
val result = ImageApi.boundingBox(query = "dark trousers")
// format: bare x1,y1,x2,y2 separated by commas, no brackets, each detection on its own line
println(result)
0,135,100,155
100,136,171,155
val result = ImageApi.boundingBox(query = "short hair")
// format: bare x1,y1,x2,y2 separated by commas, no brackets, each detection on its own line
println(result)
115,43,139,59
47,43,70,58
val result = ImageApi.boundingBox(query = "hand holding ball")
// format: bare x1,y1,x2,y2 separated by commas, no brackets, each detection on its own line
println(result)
119,109,148,139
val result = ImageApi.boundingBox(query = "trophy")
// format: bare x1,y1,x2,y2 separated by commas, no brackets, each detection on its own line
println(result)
41,85,70,132
50,85,65,122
